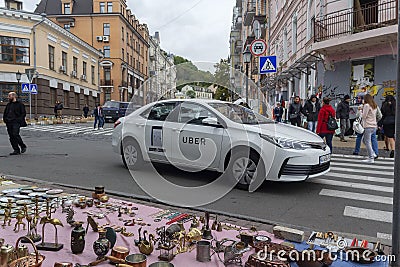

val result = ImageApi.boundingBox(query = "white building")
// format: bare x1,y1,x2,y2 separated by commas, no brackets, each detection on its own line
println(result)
178,85,213,99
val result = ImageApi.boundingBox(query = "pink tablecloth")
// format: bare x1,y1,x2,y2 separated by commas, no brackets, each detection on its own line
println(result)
1,198,282,267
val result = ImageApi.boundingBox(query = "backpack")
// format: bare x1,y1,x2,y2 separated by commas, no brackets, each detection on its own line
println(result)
327,111,339,131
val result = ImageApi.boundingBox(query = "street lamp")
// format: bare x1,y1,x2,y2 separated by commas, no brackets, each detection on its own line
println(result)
16,70,21,97
243,45,252,105
230,76,235,102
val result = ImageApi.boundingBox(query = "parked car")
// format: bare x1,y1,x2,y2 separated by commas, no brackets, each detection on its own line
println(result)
112,99,331,191
103,101,140,122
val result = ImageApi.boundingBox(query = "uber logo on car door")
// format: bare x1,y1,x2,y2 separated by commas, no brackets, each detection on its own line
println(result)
182,136,206,145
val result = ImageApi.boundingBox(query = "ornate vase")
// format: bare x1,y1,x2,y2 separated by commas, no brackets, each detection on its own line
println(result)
93,228,110,260
71,221,85,254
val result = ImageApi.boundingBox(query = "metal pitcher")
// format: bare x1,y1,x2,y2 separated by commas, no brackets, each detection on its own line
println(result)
196,241,211,262
0,244,15,267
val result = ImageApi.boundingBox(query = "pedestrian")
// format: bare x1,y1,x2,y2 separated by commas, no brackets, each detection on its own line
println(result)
83,104,89,118
381,95,396,158
54,101,59,118
361,94,378,163
56,101,63,118
336,95,351,142
273,102,284,122
302,94,320,132
288,96,302,127
316,97,336,153
3,92,27,155
93,104,104,130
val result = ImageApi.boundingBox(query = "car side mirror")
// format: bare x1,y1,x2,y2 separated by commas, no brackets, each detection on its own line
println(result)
202,117,220,127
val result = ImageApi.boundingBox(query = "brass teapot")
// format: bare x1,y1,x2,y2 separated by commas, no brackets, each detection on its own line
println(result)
138,231,155,255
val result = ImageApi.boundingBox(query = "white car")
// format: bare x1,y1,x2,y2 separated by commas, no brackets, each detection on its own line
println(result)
112,99,330,191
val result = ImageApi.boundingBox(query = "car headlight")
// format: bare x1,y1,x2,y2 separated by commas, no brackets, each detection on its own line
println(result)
260,134,311,150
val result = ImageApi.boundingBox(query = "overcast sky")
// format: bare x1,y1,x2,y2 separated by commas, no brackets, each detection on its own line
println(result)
9,0,234,65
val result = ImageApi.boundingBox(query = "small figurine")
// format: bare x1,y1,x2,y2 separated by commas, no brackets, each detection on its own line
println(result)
14,208,26,232
2,200,12,228
66,207,76,226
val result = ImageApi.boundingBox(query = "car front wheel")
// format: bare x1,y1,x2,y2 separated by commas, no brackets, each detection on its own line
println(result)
122,139,143,170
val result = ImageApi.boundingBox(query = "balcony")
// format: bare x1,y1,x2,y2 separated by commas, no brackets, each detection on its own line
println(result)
314,0,397,42
243,1,256,26
120,81,128,88
100,79,113,86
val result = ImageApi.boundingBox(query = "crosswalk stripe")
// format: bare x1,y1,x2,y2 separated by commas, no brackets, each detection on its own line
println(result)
330,167,393,176
319,189,393,205
332,154,395,161
331,162,394,170
104,132,113,136
68,128,96,134
92,129,114,135
330,157,394,166
344,206,392,223
20,124,113,136
324,172,393,184
309,178,393,193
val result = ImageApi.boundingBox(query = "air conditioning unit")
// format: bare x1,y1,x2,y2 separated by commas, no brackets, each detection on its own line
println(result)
81,74,87,81
59,66,66,72
71,71,77,77
96,36,103,42
103,36,110,42
69,22,75,27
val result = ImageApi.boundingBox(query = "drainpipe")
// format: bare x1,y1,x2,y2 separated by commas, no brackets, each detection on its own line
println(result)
32,13,47,120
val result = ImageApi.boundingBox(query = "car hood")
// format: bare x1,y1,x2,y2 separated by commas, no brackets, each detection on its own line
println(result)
244,123,323,143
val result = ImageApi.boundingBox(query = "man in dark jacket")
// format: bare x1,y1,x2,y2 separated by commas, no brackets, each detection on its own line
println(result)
336,94,351,142
3,92,27,155
289,96,302,127
302,95,321,132
273,103,284,122
83,104,89,118
93,104,104,130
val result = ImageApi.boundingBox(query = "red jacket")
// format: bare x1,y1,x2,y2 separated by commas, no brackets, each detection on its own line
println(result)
316,104,336,134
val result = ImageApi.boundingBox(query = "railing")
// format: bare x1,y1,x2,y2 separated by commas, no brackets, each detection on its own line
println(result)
120,81,128,87
314,0,397,42
100,79,113,86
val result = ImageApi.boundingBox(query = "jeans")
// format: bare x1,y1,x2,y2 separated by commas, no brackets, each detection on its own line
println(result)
307,121,317,132
290,116,302,127
6,123,26,152
363,128,376,159
319,133,333,153
340,118,350,138
354,130,379,155
94,116,105,129
275,116,282,122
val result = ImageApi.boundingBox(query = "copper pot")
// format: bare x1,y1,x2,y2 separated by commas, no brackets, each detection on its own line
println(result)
110,246,130,264
149,262,174,267
124,254,147,267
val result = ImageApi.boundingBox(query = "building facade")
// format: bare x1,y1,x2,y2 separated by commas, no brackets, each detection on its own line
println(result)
177,85,213,99
35,0,150,105
148,32,176,102
0,4,102,117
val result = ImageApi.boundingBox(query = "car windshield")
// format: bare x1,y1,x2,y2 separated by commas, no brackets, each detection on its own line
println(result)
103,101,119,108
209,103,273,125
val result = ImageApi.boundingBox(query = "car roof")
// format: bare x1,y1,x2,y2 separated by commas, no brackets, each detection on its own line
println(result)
154,99,230,105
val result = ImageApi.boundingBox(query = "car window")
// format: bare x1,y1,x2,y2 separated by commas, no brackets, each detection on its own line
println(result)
209,102,273,124
103,101,119,108
145,102,177,121
120,103,129,109
178,102,216,125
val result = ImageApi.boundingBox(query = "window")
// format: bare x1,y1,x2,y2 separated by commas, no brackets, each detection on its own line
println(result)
130,55,133,66
178,103,215,125
104,67,111,81
100,2,105,13
146,102,177,121
91,65,96,84
84,95,89,106
73,57,78,74
0,36,29,65
48,45,54,70
64,24,71,31
62,51,67,72
64,91,70,107
103,23,110,36
64,3,71,14
105,89,111,101
127,52,130,64
75,93,80,109
103,46,110,58
107,2,113,12
50,88,57,106
292,13,298,53
122,27,124,40
122,48,124,61
83,61,87,78
283,28,288,61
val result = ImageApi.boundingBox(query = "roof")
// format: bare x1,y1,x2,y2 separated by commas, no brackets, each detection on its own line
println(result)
35,0,93,15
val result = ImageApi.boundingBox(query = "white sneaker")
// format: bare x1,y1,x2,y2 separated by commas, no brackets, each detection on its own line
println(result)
362,158,374,163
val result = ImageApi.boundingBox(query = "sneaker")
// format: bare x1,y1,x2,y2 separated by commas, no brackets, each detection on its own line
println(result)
374,156,379,160
390,150,395,158
353,152,359,155
9,151,20,155
21,147,27,154
362,158,374,163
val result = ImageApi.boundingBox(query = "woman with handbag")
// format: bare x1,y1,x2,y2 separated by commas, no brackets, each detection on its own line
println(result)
316,97,336,153
288,96,302,127
381,95,396,158
361,94,378,163
353,104,380,158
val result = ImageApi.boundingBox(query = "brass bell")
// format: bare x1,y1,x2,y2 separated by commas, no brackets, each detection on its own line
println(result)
216,222,223,232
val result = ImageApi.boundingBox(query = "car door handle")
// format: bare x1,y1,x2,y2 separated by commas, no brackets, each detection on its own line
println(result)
172,128,181,133
136,123,145,127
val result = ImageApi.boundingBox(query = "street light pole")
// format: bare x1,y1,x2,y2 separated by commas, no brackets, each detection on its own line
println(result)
391,3,400,266
243,45,252,105
16,70,21,98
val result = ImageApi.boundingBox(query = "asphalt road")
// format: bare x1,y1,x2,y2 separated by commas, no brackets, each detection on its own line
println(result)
0,123,394,240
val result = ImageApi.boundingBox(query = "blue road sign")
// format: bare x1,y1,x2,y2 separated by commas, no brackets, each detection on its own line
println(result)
21,83,30,93
29,84,38,94
259,56,277,74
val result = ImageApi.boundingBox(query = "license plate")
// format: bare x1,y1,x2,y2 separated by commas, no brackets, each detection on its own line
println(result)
319,154,331,165
105,116,112,119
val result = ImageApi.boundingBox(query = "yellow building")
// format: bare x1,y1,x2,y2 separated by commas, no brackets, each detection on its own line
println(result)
0,3,102,117
35,0,150,105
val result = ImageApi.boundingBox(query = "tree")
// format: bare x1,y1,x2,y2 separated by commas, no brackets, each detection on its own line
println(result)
214,59,230,90
186,90,196,99
174,55,190,65
214,87,230,101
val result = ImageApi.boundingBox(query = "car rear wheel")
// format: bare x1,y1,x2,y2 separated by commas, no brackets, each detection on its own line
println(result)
122,139,143,170
226,149,265,191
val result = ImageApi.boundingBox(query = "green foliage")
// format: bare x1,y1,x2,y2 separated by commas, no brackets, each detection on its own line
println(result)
186,90,196,99
214,59,230,89
174,55,214,90
214,87,230,101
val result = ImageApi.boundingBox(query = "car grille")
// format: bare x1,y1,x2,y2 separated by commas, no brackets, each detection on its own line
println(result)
279,162,330,177
307,142,327,150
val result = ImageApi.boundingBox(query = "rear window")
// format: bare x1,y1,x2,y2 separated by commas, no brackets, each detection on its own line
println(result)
103,101,119,108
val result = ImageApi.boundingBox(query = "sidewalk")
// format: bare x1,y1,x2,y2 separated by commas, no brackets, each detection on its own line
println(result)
332,136,391,157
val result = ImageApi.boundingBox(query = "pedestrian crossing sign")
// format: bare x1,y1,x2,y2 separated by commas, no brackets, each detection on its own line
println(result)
259,56,277,74
21,83,30,93
29,84,38,94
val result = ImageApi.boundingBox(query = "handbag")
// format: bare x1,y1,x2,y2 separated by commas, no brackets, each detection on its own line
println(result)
327,112,339,131
353,118,364,134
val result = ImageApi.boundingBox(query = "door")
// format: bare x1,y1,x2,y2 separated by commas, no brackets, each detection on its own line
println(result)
167,102,225,171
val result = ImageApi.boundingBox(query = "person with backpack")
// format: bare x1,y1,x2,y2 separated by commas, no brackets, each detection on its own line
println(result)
381,95,396,158
361,94,378,163
288,96,302,127
273,102,284,122
316,97,336,153
336,95,351,142
302,95,320,132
